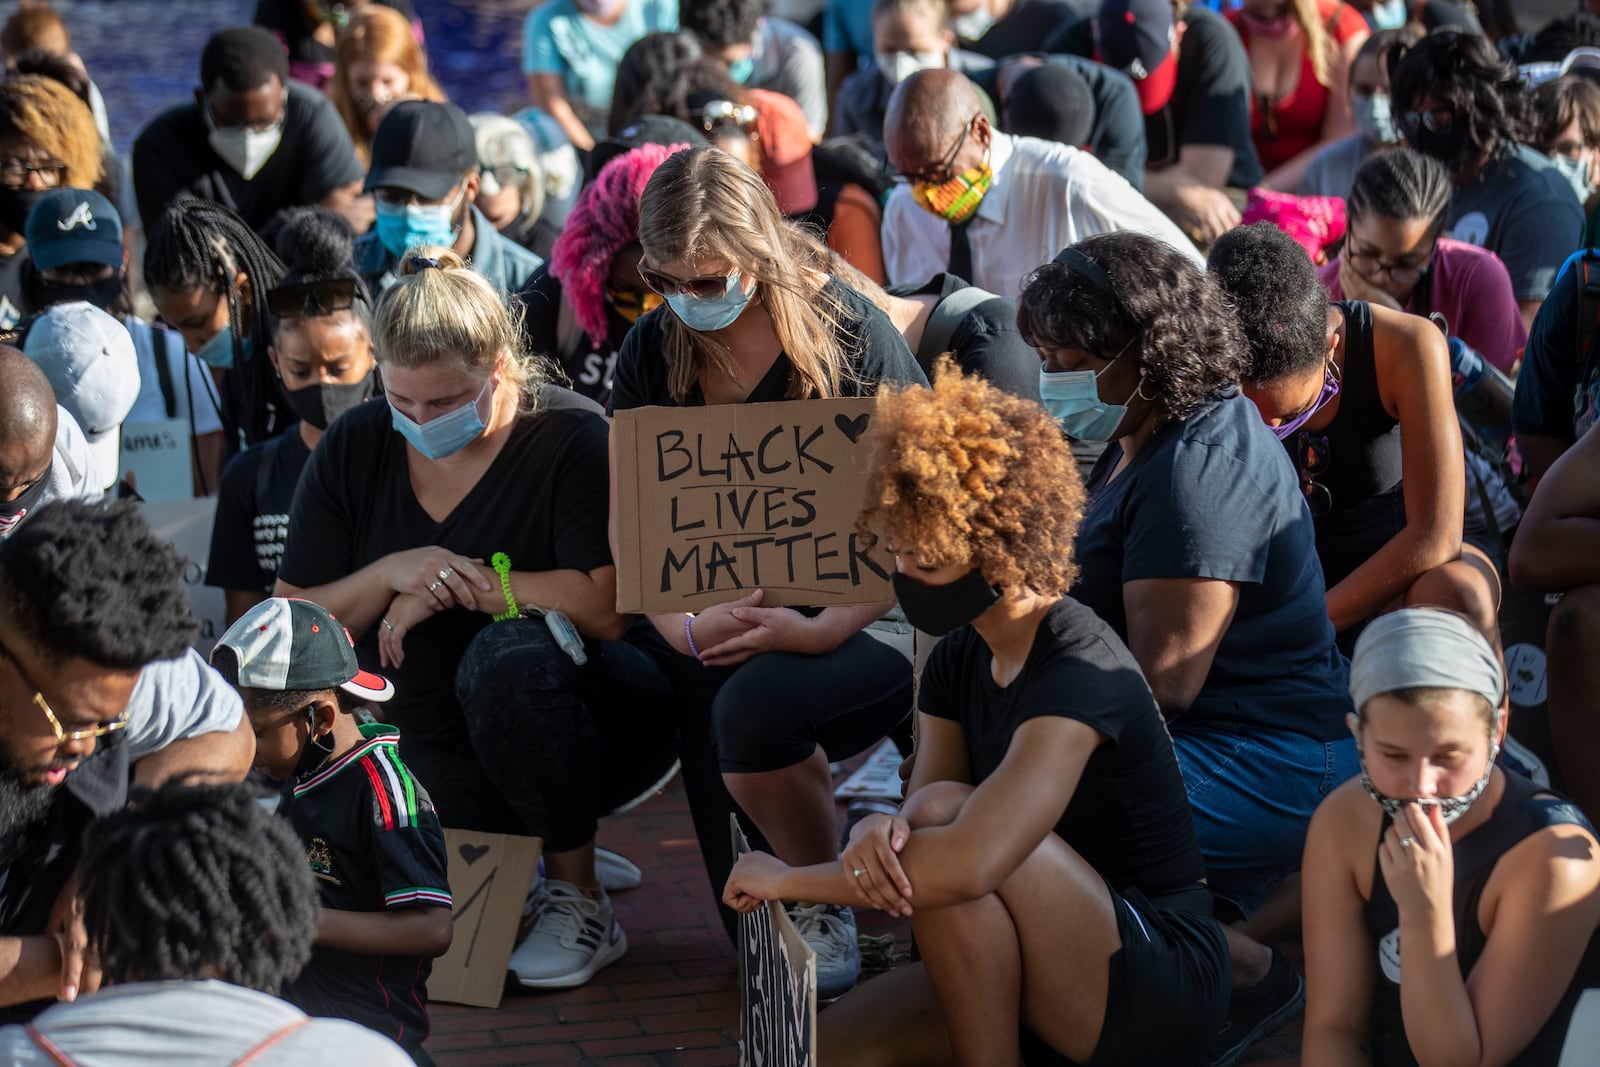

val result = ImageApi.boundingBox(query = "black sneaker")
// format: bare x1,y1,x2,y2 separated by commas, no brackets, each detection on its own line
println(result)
1204,947,1305,1067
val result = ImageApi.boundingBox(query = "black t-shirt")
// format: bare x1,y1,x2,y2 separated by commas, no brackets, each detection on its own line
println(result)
920,596,1207,899
961,0,1083,61
205,426,311,593
609,277,926,411
888,272,1040,400
132,81,365,233
1048,6,1263,189
1071,391,1351,740
280,722,449,1047
517,265,625,408
276,389,612,751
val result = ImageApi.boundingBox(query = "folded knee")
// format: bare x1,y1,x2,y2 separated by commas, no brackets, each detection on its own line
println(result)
1549,585,1600,656
456,618,581,707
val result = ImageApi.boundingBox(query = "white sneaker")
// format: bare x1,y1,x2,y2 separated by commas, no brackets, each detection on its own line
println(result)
508,879,627,990
787,903,860,1001
595,847,642,891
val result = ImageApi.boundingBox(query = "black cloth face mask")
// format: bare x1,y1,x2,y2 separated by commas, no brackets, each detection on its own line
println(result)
0,187,49,236
891,567,1003,636
0,468,50,536
282,373,376,431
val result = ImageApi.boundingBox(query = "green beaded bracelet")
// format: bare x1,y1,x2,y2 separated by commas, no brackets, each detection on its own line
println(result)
491,552,519,621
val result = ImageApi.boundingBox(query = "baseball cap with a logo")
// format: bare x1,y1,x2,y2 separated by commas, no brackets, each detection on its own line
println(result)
215,597,395,702
25,189,123,272
23,302,138,490
1095,0,1179,116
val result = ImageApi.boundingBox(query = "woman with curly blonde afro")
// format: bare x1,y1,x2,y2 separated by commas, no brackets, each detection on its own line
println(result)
724,364,1230,1067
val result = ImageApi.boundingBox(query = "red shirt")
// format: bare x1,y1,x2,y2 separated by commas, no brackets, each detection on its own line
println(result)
1231,0,1368,174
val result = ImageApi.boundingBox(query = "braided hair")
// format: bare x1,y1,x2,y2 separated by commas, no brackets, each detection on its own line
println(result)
1346,147,1452,231
77,781,316,993
143,195,286,446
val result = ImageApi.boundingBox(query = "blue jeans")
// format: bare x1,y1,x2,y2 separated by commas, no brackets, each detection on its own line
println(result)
1172,720,1360,915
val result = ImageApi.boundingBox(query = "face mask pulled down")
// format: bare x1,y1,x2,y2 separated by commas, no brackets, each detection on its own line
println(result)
1352,712,1502,827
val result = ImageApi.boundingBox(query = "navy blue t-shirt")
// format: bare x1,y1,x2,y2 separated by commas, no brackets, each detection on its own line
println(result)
1513,250,1598,445
1071,391,1351,740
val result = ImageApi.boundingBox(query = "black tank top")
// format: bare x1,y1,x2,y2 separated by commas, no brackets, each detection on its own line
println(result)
1363,771,1600,1066
1303,301,1406,587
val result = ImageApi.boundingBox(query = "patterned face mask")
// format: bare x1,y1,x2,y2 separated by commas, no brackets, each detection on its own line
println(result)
912,156,993,225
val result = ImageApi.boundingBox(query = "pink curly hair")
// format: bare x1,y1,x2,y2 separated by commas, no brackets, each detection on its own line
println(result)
549,141,689,344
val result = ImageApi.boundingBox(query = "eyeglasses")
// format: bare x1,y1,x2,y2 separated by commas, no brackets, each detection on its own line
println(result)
201,89,288,135
266,277,359,319
0,157,66,190
1293,430,1333,518
637,258,742,300
1345,243,1434,288
1399,107,1457,136
695,99,759,136
0,639,131,744
897,113,980,186
478,163,528,194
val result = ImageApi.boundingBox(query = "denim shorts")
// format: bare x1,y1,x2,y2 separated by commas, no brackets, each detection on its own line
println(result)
1172,720,1360,915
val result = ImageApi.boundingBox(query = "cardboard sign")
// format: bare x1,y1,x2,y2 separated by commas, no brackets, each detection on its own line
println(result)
429,829,542,1008
613,399,894,613
734,817,817,1067
138,498,227,653
121,418,194,502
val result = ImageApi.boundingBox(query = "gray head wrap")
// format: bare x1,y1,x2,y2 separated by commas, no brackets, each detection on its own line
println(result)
1349,607,1504,714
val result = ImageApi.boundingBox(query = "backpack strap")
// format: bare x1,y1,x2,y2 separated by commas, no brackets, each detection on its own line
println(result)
24,1025,78,1067
917,285,1001,368
232,1016,312,1066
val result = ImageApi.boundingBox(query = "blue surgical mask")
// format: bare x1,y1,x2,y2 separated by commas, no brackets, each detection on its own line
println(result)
665,272,754,332
1038,340,1136,442
1551,153,1595,205
388,375,492,460
1352,91,1398,146
728,55,755,84
375,187,463,260
196,325,239,369
1368,0,1406,30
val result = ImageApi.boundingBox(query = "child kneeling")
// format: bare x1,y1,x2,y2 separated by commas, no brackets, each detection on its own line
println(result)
214,597,452,1066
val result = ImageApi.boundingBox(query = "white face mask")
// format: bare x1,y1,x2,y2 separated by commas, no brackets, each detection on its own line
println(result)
950,5,996,41
876,50,945,86
204,91,286,181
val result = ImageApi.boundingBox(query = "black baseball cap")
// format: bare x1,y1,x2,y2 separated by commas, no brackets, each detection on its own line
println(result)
365,99,478,200
586,114,707,183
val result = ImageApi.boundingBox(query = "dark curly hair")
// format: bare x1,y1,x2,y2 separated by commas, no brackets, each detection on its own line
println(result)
1207,222,1329,384
0,499,196,668
77,781,316,993
607,31,705,135
858,359,1085,596
680,0,762,50
1015,232,1249,421
1389,29,1528,160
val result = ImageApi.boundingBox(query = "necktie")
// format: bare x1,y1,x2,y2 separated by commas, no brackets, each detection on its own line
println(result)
947,219,974,285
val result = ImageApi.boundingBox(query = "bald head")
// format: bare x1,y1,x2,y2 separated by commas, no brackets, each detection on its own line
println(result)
884,69,990,181
0,347,57,498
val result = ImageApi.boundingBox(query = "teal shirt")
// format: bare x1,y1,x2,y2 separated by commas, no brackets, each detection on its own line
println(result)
522,0,679,137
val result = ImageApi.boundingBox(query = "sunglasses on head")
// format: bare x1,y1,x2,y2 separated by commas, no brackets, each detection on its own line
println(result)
266,278,360,320
1293,431,1333,518
695,99,759,135
636,259,742,300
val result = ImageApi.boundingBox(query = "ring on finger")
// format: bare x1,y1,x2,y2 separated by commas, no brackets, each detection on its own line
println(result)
428,580,443,592
1399,836,1414,849
852,868,866,878
437,567,453,582
381,618,394,632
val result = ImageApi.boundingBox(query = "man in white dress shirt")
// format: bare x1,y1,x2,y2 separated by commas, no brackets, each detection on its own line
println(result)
881,68,1201,300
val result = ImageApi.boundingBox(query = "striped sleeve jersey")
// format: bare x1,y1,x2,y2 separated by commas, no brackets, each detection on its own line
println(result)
281,721,452,1050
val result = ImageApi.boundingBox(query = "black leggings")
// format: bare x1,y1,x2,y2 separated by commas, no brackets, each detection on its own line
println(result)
664,626,914,938
445,617,679,852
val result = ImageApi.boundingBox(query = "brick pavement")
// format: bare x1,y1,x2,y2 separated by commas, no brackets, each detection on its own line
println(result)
429,778,1302,1066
